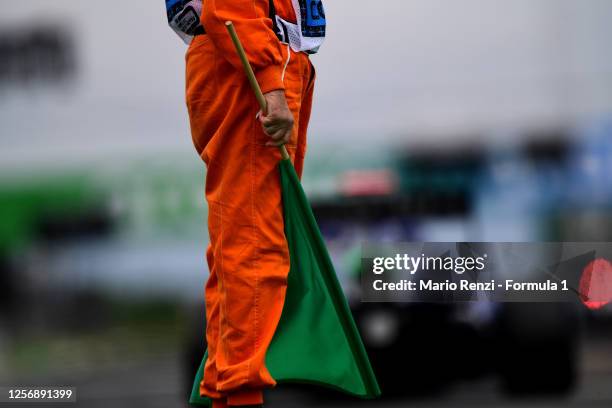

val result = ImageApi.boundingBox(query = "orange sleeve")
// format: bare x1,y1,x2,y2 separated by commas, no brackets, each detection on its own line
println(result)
202,0,285,93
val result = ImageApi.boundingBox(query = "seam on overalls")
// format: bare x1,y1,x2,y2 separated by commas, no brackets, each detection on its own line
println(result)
218,163,227,388
248,103,258,386
209,42,229,392
246,0,269,385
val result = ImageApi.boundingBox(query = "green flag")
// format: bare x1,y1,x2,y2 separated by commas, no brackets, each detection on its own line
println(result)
189,158,380,406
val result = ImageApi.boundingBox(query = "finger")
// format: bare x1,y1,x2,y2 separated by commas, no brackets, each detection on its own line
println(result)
259,111,277,125
261,115,279,127
262,123,283,136
281,129,292,144
263,120,282,131
265,135,287,147
265,140,284,147
268,130,291,146
262,114,293,128
263,121,293,135
264,120,293,134
269,128,286,141
265,131,285,146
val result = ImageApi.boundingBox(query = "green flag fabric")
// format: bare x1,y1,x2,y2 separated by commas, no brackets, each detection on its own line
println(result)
190,158,381,406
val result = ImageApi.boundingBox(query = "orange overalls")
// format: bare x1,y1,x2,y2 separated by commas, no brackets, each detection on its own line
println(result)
185,0,315,406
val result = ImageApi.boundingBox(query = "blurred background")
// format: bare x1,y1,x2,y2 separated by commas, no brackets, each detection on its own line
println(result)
1,0,611,407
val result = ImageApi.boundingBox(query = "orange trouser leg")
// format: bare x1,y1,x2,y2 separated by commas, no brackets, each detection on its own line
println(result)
186,36,314,405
